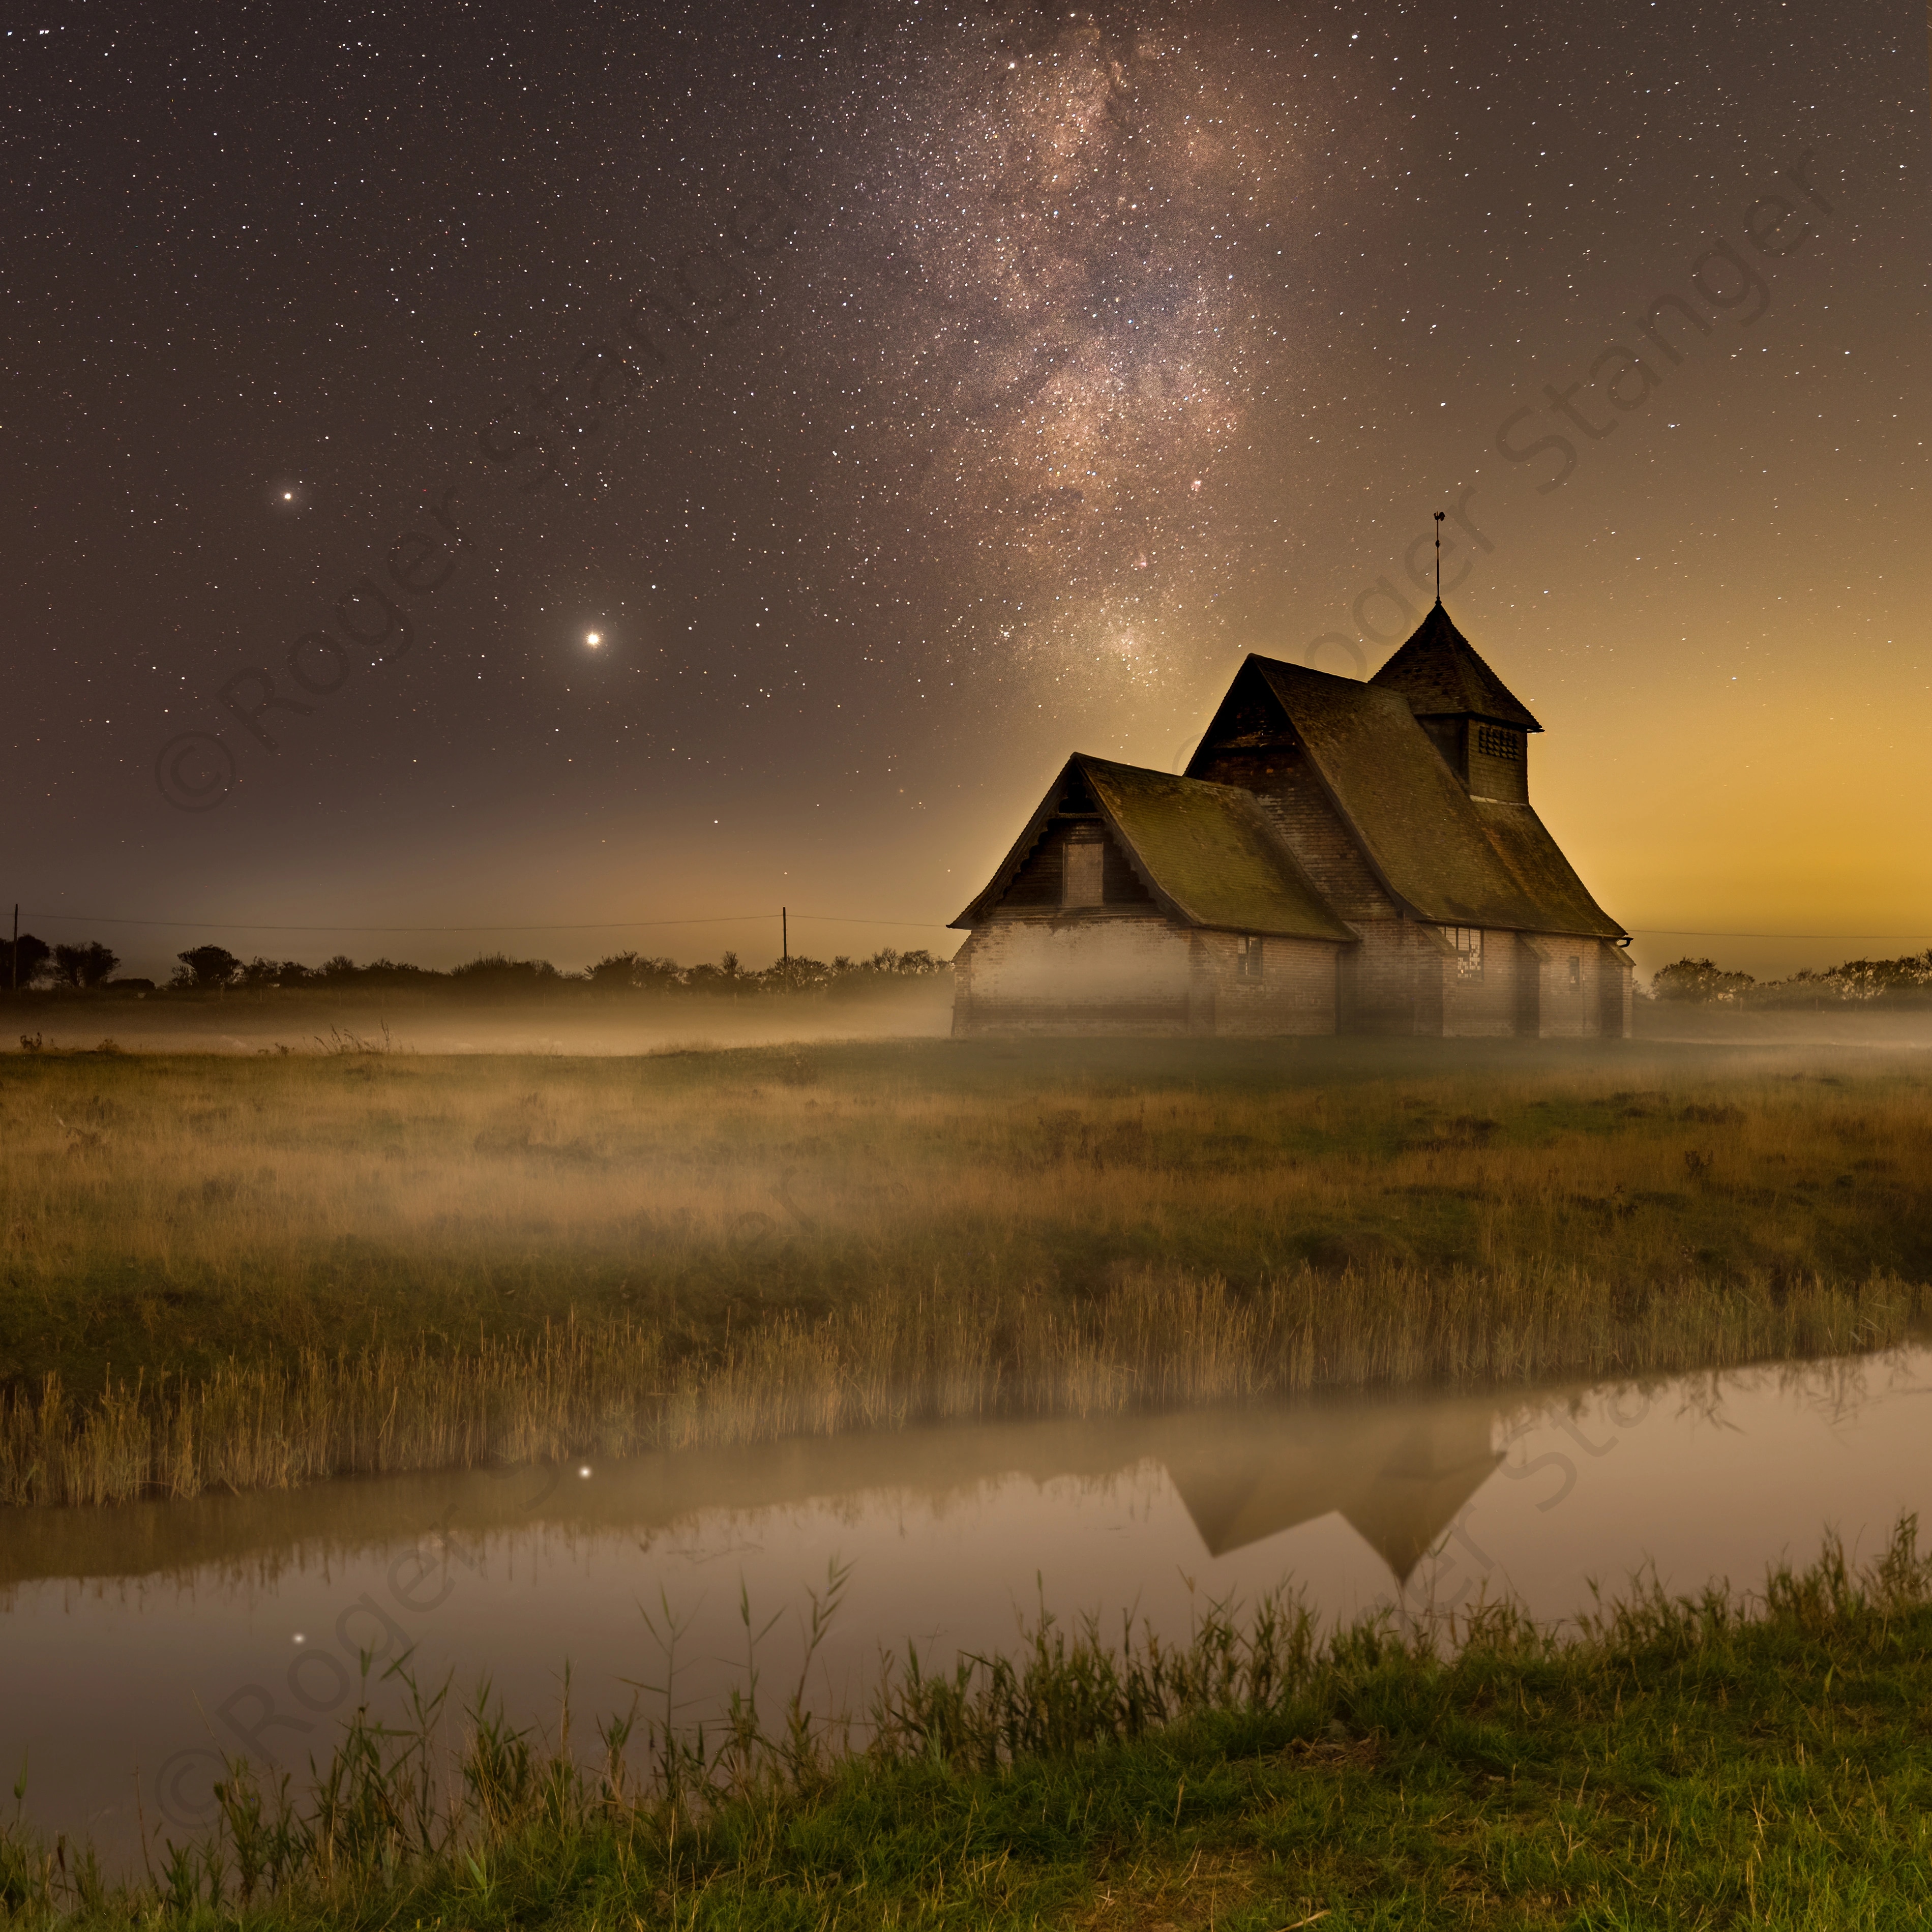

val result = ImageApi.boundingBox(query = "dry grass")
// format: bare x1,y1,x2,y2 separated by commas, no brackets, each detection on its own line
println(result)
2,1036,1928,1505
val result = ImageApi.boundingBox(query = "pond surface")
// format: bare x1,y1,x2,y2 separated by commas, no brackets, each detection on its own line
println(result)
5,1347,1930,1866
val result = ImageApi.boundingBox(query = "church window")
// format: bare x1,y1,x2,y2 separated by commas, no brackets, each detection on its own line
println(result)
1449,927,1483,982
1062,831,1104,908
1235,935,1264,981
1476,725,1522,760
1567,955,1581,989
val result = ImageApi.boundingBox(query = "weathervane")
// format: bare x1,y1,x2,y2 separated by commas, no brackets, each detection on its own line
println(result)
1433,510,1445,604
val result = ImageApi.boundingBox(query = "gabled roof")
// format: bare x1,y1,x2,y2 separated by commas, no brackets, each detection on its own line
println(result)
1162,1399,1504,1581
1470,799,1625,939
1193,657,1624,939
953,753,1357,941
1371,603,1543,731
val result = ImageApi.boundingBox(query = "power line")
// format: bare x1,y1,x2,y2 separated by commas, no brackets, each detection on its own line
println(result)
1629,928,1932,943
17,909,953,936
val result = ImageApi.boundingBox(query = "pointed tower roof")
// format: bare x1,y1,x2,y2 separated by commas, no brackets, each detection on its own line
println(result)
1370,603,1542,732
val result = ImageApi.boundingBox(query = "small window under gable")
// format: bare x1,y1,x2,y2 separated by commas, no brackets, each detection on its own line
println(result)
1567,954,1581,990
1235,935,1264,981
1448,926,1483,983
1062,829,1105,908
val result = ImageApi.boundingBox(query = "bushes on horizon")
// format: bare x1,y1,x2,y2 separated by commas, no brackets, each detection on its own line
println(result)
1648,949,1932,1008
51,940,119,988
448,953,566,992
172,944,242,989
1784,950,1932,1004
1651,957,1756,1004
1,933,51,989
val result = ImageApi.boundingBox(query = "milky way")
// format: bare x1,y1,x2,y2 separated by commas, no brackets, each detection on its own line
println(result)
794,4,1353,706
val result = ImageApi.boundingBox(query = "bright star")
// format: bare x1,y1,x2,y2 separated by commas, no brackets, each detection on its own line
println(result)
585,631,602,648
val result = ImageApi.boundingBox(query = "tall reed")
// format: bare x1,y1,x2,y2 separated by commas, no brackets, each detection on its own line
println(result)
3,1263,1919,1507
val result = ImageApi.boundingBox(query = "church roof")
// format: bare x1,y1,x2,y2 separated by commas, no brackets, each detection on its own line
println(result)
1159,1396,1505,1583
1470,799,1624,939
952,753,1357,941
1214,657,1624,939
1370,603,1543,731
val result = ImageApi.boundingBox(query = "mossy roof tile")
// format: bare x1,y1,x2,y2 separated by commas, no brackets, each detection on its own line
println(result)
1240,656,1624,939
954,754,1356,941
1078,756,1357,941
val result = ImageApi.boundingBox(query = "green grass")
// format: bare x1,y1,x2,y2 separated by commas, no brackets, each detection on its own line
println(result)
7,1521,1932,1928
4,1038,1930,1503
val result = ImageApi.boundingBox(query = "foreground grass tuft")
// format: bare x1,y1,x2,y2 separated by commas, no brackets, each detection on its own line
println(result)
5,1519,1931,1927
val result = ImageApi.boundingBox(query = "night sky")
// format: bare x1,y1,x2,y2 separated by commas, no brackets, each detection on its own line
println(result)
8,1,1928,981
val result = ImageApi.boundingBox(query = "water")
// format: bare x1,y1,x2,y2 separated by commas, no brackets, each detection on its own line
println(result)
5,1347,1930,1866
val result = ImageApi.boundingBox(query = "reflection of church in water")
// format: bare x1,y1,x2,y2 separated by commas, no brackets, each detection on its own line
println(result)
2,1394,1510,1599
1148,1396,1503,1587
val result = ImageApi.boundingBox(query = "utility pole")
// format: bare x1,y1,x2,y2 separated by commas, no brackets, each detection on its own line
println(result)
782,906,788,978
9,904,15,995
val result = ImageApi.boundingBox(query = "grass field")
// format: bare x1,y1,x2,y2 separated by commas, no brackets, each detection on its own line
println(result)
5,1519,1930,1928
3,1035,1929,1504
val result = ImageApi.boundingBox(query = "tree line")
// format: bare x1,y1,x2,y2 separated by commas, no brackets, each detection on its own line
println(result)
0,935,949,997
1648,952,1932,1006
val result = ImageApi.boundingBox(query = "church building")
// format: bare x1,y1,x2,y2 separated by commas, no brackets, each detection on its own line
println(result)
949,602,1632,1038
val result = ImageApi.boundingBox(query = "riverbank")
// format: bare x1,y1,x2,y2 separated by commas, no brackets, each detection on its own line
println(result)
5,1521,1928,1927
4,1037,1929,1505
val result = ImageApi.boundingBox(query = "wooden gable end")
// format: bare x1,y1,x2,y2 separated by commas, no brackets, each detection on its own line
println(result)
991,769,1157,915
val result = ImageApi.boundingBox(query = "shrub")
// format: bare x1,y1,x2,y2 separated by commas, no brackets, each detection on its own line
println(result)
1,933,51,989
174,944,242,989
1650,957,1755,1004
51,940,120,988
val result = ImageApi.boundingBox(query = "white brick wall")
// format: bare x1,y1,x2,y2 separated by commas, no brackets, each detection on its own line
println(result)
954,915,1193,1034
952,915,1340,1036
952,916,1630,1040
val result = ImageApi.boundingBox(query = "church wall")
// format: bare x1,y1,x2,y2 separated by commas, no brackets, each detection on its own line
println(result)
1514,933,1543,1037
1439,928,1523,1038
1465,726,1530,804
949,916,1343,1036
1339,919,1448,1035
1240,776,1399,925
1524,934,1602,1038
950,914,1194,1035
1187,931,1340,1037
1417,716,1466,784
1603,944,1636,1039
